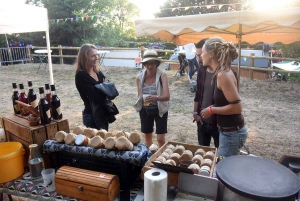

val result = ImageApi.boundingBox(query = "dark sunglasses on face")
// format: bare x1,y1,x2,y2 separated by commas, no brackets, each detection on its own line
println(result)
145,61,157,66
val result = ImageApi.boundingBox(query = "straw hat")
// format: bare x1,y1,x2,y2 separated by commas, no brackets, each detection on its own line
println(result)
141,49,162,64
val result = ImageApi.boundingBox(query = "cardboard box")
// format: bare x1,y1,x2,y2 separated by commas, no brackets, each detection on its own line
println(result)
142,141,217,188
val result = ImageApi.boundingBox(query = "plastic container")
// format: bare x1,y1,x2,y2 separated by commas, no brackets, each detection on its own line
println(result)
0,142,25,183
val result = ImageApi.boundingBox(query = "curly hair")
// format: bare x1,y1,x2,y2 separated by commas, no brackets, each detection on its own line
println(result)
75,44,100,73
204,37,238,81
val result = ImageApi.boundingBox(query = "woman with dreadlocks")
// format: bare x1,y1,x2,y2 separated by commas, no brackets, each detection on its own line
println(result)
199,37,248,157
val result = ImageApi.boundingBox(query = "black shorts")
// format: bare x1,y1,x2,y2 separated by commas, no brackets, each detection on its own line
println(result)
139,108,168,134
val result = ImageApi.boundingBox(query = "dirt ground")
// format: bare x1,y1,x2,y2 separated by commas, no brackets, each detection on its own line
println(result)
1,63,299,162
0,63,300,200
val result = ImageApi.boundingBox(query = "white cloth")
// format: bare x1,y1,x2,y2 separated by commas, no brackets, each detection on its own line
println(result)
183,43,196,60
134,68,169,117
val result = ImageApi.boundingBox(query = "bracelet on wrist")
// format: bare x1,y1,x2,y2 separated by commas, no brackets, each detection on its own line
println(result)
193,112,198,115
156,95,159,101
208,106,213,115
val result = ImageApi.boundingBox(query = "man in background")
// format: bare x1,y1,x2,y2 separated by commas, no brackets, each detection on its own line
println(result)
184,42,200,83
193,38,219,148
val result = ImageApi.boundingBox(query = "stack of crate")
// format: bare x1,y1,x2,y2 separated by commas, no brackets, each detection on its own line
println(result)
1,114,69,168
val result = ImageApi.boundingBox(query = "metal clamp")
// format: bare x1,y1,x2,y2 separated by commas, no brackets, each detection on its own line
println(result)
78,186,83,191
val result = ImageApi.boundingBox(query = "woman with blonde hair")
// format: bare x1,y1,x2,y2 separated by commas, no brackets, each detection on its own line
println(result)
75,44,114,130
200,37,248,157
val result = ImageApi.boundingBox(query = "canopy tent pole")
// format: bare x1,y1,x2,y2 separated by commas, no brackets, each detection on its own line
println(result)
46,29,53,84
45,9,53,85
237,24,242,91
5,34,13,65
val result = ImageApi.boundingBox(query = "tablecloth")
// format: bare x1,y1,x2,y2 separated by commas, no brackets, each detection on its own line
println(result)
43,140,152,166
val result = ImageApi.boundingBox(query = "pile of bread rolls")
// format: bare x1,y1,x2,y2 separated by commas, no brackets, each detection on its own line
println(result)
151,144,216,175
54,125,142,151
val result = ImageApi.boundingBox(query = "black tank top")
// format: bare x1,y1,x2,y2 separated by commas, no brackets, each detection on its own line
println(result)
213,77,243,127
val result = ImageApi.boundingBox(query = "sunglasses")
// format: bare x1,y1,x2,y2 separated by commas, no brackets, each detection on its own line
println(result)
144,61,157,66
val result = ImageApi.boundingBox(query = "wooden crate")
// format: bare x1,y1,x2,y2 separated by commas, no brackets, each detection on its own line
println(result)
2,114,58,168
55,166,120,201
52,118,70,138
142,141,217,188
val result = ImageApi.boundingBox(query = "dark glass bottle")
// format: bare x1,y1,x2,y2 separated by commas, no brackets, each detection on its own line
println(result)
12,83,21,114
45,84,51,104
50,84,63,120
27,81,38,110
18,83,29,116
38,87,51,124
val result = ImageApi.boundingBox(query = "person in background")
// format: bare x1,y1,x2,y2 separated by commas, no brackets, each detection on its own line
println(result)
134,49,170,148
184,42,200,83
193,38,219,148
75,44,113,131
200,37,248,157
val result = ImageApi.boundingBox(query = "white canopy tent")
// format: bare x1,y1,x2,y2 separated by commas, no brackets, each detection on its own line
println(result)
0,4,54,84
135,7,300,80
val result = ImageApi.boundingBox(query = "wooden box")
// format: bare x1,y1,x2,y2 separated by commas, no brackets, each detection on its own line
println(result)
142,141,217,188
55,166,120,201
2,114,58,168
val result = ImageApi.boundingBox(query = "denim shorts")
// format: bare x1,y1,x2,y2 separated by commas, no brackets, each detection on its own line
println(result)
217,125,248,157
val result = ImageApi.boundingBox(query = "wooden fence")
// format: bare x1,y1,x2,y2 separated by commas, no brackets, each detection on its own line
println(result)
27,46,300,80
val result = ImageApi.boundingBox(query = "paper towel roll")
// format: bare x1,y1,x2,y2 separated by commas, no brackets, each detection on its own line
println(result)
144,168,168,201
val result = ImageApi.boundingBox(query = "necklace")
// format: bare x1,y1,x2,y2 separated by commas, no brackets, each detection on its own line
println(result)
89,72,98,80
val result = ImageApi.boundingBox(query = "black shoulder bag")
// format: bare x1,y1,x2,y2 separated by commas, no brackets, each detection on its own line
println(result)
94,82,119,100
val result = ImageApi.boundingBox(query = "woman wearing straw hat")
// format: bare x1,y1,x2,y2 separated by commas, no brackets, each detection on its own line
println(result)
134,49,170,148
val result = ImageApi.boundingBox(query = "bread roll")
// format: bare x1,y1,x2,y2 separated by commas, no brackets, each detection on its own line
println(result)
163,148,173,155
90,136,105,149
55,131,67,143
83,128,97,138
96,129,107,139
170,153,181,165
73,125,85,135
166,144,176,151
165,159,176,166
188,164,201,174
180,153,192,161
64,133,77,145
105,132,115,140
124,132,130,139
204,151,215,161
194,148,205,157
149,144,159,154
115,136,134,151
105,137,116,150
174,145,185,155
160,152,170,160
200,160,212,168
129,131,141,144
155,156,166,164
192,155,203,166
115,130,125,138
183,150,193,158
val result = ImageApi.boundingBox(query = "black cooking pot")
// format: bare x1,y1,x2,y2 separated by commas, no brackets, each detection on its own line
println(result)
216,155,300,201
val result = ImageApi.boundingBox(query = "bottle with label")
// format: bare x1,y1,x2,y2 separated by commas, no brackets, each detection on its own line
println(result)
27,81,38,110
12,83,21,114
38,87,51,124
28,144,44,180
45,84,51,104
50,84,63,120
18,83,29,116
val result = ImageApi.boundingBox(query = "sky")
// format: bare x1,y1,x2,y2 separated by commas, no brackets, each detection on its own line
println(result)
3,0,166,19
